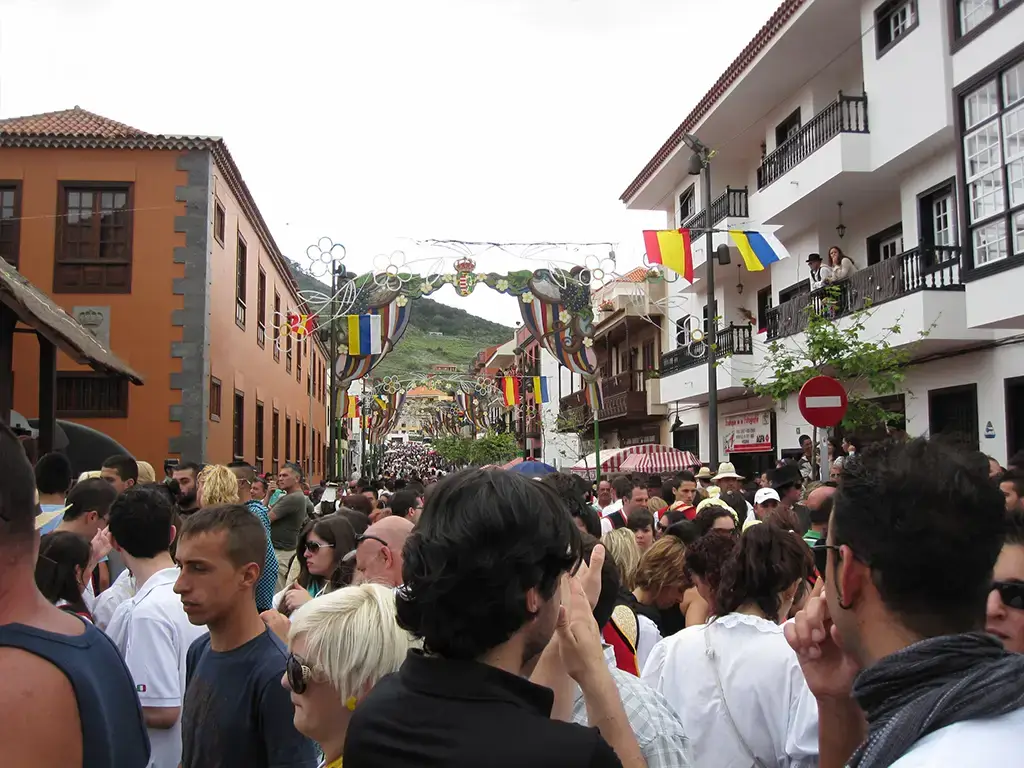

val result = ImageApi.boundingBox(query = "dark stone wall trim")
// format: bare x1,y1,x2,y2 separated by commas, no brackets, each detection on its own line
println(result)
169,150,212,461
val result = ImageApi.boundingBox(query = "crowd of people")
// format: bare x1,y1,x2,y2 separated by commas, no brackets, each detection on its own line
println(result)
3,414,1024,767
377,441,452,481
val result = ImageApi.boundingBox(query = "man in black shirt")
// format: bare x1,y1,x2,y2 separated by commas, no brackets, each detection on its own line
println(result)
344,468,642,768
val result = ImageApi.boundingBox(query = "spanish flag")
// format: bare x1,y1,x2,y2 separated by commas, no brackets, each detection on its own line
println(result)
643,229,694,283
344,396,360,419
532,376,549,403
501,377,520,407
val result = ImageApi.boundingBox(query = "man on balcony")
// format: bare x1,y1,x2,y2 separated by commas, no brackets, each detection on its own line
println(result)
807,253,832,291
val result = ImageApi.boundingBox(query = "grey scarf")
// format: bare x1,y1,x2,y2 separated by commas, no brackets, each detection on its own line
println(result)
849,632,1024,767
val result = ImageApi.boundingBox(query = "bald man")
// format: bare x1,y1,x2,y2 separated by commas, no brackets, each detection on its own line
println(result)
802,483,836,547
351,516,414,588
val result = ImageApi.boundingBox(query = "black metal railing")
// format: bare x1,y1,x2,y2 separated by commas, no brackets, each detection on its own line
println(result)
765,246,963,340
661,324,754,376
757,92,869,190
683,187,749,231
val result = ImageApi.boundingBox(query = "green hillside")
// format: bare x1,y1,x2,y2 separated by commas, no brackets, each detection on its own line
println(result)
285,260,513,376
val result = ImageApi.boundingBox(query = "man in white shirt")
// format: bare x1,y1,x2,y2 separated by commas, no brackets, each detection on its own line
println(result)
786,438,1024,767
105,485,208,768
807,253,832,291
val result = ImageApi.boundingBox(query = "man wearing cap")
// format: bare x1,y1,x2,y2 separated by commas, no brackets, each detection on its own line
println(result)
807,252,832,291
744,487,781,531
712,462,753,524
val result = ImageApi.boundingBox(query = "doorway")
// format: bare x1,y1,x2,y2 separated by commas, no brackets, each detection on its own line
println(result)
929,384,979,450
1005,377,1024,461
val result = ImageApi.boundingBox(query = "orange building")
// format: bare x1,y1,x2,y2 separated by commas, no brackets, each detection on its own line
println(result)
0,108,329,480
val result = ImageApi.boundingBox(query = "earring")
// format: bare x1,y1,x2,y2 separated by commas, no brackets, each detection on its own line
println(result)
345,696,357,711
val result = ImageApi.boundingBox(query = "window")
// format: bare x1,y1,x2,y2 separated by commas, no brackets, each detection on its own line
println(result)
0,183,21,267
960,56,1024,268
867,223,905,265
295,421,301,467
311,356,317,397
301,423,308,471
297,338,303,382
272,408,280,472
642,339,655,371
286,317,293,373
955,0,1022,41
54,184,132,293
257,268,267,348
775,109,802,149
233,391,245,460
255,401,265,472
918,180,958,260
273,291,281,362
214,201,225,245
875,0,918,56
209,377,222,421
56,373,128,418
756,286,773,333
678,187,695,226
779,280,810,304
235,234,247,329
285,416,292,461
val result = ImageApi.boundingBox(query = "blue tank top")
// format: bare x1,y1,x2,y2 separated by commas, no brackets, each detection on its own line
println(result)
0,619,151,767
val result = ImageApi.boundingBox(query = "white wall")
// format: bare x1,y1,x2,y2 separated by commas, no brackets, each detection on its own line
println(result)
899,150,958,245
951,2,1024,87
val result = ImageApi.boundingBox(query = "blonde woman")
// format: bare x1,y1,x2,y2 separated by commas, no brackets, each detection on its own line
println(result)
283,584,416,767
197,464,240,507
602,526,641,591
135,460,156,484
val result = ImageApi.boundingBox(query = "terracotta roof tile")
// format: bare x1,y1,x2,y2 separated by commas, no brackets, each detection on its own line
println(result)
618,266,651,283
620,0,808,202
0,106,150,138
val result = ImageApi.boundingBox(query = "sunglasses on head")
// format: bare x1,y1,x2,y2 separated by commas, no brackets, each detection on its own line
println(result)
342,533,390,562
992,581,1024,610
304,540,334,554
286,653,314,694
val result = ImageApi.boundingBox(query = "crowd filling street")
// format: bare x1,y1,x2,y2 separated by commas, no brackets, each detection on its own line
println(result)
2,425,1024,767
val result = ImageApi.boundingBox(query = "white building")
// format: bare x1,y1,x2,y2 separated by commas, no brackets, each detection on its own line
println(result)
622,0,1024,475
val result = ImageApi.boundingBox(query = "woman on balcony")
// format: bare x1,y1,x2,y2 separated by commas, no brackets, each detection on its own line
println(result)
826,246,857,281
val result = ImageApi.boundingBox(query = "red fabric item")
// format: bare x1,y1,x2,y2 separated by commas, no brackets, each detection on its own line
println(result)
602,620,639,676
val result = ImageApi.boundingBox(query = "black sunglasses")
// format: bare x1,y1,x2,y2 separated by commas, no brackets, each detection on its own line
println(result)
812,542,842,578
286,653,314,694
342,533,390,562
992,581,1024,610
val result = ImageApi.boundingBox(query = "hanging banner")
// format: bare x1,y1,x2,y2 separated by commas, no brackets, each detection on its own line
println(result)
722,410,773,454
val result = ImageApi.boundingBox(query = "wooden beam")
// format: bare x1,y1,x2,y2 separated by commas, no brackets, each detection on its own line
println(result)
0,305,14,424
38,336,56,455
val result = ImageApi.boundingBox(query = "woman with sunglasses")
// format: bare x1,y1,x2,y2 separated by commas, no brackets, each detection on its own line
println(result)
275,515,358,616
282,584,415,768
987,512,1024,653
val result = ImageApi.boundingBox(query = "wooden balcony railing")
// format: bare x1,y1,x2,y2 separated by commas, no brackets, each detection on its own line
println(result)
766,246,963,340
558,369,655,430
683,187,749,231
757,92,869,190
660,324,754,376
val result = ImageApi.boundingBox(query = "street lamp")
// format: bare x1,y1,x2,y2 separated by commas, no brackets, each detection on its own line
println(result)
680,132,730,468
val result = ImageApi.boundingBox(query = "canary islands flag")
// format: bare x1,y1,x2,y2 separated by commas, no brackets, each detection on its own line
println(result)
728,229,791,272
532,376,549,404
346,314,383,356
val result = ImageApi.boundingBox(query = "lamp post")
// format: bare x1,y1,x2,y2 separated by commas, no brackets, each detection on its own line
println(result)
680,132,729,469
327,261,341,482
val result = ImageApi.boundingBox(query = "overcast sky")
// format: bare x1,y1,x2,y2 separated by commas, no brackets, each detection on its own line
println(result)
1,0,777,326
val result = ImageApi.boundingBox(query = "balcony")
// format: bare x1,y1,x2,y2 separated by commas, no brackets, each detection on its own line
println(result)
757,93,869,190
766,246,964,340
683,187,749,232
660,324,754,376
558,370,657,431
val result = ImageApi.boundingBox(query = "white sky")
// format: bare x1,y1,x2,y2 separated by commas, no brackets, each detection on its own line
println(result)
0,0,778,326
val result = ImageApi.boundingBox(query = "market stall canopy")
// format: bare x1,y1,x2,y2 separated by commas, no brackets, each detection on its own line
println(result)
508,460,557,477
570,444,693,478
617,449,701,475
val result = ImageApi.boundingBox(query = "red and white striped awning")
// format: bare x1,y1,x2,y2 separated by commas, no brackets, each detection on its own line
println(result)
570,444,695,477
618,449,701,475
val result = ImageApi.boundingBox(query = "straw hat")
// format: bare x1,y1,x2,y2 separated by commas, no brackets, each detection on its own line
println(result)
712,462,744,481
695,466,713,481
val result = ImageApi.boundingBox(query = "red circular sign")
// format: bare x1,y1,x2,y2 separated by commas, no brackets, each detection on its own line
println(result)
798,376,848,428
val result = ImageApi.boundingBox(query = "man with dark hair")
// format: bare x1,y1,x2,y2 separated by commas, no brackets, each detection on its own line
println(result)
106,486,207,768
0,420,150,766
172,462,203,515
101,454,139,494
174,504,317,768
389,488,424,523
798,434,814,481
669,471,697,511
34,452,73,534
998,469,1024,514
55,478,118,609
598,476,635,534
344,468,641,767
787,438,1024,766
228,461,278,612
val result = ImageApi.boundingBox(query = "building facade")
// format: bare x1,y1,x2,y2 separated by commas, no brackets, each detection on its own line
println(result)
0,108,329,479
621,0,1024,472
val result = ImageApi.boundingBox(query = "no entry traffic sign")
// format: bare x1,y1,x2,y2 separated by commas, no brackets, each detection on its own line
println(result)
799,376,848,428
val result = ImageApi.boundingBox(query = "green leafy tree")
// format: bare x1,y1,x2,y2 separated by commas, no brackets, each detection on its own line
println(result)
432,435,471,466
742,287,930,437
468,431,520,465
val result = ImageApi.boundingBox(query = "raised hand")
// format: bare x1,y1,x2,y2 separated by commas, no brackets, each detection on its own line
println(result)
555,574,606,684
784,592,861,700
